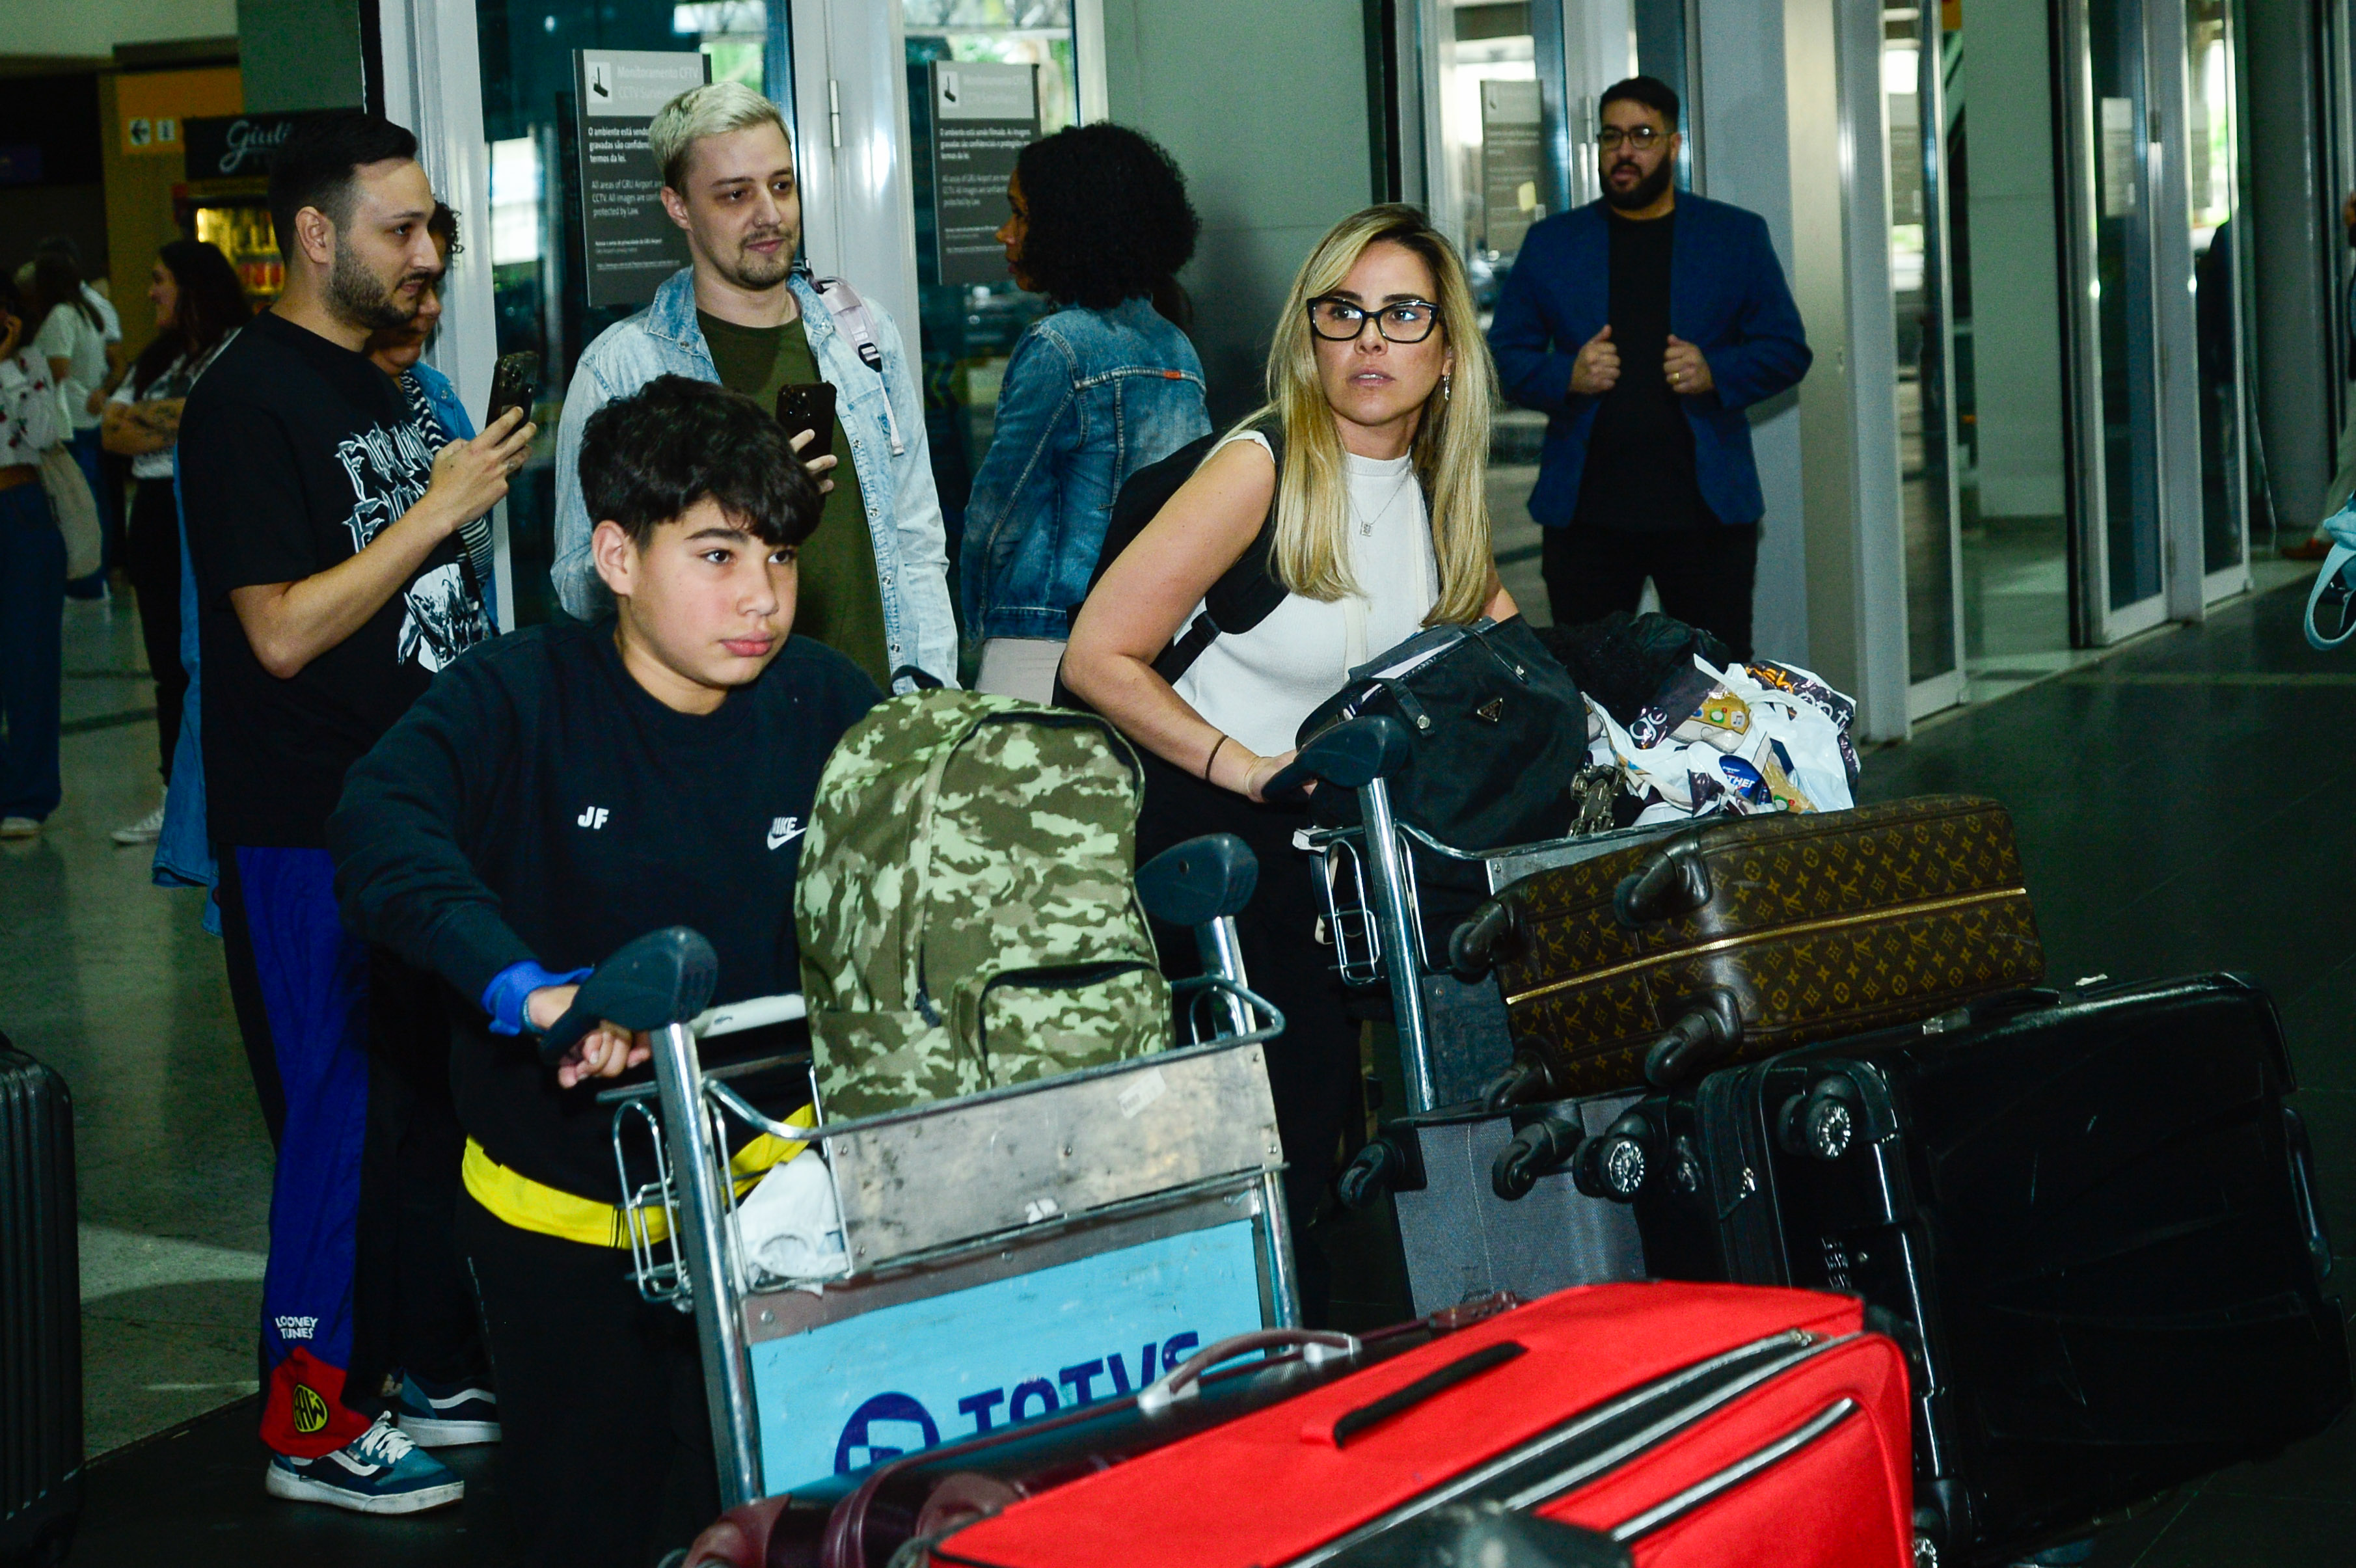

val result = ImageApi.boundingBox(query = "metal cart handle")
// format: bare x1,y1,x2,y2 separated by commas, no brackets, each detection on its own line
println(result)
537,925,718,1066
1136,1328,1363,1414
1135,833,1258,926
1138,833,1266,1040
691,992,804,1038
1266,714,1413,797
1270,716,1437,1109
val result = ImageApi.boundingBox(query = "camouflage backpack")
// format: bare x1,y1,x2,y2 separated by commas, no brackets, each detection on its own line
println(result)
796,690,1171,1120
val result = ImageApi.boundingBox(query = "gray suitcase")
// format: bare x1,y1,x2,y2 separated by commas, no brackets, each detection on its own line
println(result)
1341,1093,1647,1314
1,1035,80,1567
1291,715,1659,1312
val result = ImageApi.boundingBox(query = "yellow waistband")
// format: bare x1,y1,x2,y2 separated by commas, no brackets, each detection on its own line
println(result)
463,1106,813,1249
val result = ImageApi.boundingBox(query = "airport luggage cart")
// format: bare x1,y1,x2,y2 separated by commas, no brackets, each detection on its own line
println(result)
1279,716,1673,1113
1274,718,1671,1314
593,837,1291,1511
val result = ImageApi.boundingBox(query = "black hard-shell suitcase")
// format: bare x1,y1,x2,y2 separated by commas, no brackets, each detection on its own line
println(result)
1,1036,81,1567
1577,975,2351,1564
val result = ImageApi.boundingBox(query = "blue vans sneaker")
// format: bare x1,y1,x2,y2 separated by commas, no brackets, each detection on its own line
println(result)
393,1370,501,1446
263,1413,464,1514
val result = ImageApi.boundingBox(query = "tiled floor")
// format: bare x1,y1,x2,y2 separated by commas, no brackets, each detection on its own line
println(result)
12,569,2351,1565
1,595,273,1463
1856,576,2356,1567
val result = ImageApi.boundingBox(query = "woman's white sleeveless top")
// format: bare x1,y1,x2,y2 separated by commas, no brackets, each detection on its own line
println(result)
1171,429,1441,758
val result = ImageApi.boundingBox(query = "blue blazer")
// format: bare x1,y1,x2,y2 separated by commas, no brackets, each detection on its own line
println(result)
1488,194,1812,528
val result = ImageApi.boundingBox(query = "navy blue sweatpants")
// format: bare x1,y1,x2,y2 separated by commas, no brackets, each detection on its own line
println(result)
219,845,379,1457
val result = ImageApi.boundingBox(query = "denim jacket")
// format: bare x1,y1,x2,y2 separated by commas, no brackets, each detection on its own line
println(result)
552,267,958,688
411,358,474,442
959,297,1209,643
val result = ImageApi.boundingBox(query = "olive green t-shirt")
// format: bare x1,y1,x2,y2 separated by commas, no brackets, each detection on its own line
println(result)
697,310,892,690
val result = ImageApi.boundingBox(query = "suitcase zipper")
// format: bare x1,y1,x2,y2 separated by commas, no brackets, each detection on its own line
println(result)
1601,1396,1861,1542
1287,1329,1854,1565
1503,886,2031,1008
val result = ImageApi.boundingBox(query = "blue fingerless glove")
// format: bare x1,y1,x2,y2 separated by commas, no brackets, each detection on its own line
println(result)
481,960,595,1036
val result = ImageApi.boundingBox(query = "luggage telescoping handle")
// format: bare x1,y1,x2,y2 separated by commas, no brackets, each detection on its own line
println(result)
1135,1328,1364,1414
1267,716,1438,1111
2285,1106,2336,1280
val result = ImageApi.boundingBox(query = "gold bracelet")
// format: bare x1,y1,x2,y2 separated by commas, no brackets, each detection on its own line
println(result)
1202,734,1231,782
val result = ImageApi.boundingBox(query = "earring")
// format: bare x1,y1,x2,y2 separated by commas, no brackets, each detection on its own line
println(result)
1442,373,1452,402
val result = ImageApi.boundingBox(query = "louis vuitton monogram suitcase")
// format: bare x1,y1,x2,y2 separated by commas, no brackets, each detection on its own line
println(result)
1463,796,2045,1100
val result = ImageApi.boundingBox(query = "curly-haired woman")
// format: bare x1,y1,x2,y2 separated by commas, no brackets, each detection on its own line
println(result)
960,122,1210,701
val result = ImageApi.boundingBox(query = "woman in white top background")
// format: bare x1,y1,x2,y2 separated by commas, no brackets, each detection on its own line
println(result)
101,239,249,845
1064,204,1513,1325
29,250,115,599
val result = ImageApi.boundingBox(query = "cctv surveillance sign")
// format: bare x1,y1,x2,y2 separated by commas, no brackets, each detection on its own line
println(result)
575,48,711,307
928,61,1040,288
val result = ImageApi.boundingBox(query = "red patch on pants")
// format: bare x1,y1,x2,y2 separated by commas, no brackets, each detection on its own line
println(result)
260,1347,373,1458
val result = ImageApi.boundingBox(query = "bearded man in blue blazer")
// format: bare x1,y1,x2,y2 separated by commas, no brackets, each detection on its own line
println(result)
1489,75,1811,659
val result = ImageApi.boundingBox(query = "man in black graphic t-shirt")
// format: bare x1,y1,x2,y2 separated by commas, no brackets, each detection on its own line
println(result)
1489,75,1811,658
180,112,532,1517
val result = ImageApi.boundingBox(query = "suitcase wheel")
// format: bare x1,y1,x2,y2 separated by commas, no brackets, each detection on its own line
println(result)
1573,1109,1658,1202
1491,1115,1584,1200
1775,1074,1863,1163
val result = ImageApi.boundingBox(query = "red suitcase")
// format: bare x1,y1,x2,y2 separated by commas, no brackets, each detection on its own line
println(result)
917,1282,1913,1568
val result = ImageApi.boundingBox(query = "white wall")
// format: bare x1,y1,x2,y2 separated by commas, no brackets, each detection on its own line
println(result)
1099,0,1374,425
1962,0,2066,520
1696,0,1810,666
0,0,237,59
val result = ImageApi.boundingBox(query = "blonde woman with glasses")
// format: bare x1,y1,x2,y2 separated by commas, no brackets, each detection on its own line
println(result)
1063,203,1513,1323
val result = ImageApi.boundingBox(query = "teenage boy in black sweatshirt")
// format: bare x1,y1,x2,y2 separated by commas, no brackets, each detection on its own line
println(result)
328,373,879,1566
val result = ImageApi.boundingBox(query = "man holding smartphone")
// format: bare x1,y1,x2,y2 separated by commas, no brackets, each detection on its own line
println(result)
550,81,955,692
180,111,531,1513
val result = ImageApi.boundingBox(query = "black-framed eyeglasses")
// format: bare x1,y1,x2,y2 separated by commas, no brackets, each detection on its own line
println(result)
1597,126,1668,152
1306,296,1442,344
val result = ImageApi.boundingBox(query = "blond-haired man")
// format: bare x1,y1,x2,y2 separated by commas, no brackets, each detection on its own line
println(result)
550,81,953,690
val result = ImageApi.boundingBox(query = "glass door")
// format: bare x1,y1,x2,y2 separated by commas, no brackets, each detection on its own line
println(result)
1886,4,1966,716
2186,0,2249,597
472,0,794,627
1419,0,1575,617
900,1,1083,589
2060,0,2169,641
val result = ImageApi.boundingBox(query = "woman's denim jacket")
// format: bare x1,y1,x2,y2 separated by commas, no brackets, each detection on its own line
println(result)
959,297,1210,643
551,267,958,688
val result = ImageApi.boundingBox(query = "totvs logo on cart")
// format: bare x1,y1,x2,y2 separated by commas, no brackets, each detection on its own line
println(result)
750,1223,1269,1494
833,1332,1203,1471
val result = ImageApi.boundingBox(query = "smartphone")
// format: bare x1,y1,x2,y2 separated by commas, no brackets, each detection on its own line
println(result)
487,350,541,429
775,381,838,461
